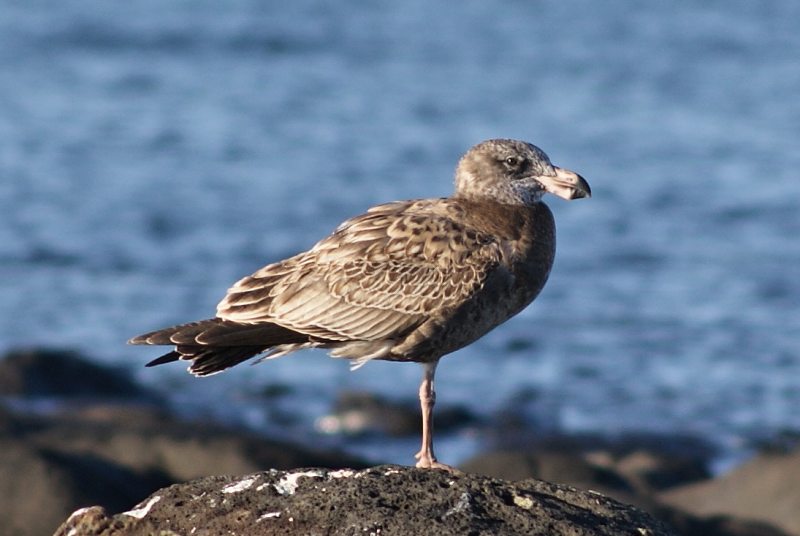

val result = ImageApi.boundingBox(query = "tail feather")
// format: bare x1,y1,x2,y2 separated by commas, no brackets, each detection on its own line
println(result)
193,322,288,346
132,317,313,376
129,318,308,347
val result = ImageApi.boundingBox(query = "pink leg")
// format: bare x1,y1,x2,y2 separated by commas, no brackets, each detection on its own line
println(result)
414,361,455,471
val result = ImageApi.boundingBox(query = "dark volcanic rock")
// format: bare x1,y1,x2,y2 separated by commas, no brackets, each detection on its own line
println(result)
461,450,635,495
608,449,709,493
318,389,478,436
660,448,800,536
14,407,369,483
1,405,370,536
0,437,168,536
54,465,677,536
0,348,150,398
461,449,791,536
460,446,711,511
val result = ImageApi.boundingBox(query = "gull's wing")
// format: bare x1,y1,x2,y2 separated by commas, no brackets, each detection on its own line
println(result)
216,200,507,344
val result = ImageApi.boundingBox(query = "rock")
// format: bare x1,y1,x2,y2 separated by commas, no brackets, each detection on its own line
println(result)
24,408,369,481
52,506,154,536
461,450,634,494
54,465,677,536
606,449,709,493
0,348,151,399
1,405,370,536
460,449,672,527
461,448,791,536
0,438,168,536
660,448,800,536
316,390,478,437
315,390,420,436
460,441,713,505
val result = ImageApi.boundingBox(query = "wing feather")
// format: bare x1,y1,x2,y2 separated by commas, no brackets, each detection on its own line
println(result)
216,200,504,344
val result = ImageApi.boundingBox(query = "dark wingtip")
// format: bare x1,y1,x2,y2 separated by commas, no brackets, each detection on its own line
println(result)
145,351,181,368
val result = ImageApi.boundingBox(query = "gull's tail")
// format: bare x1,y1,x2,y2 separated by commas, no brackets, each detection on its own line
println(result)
129,318,309,376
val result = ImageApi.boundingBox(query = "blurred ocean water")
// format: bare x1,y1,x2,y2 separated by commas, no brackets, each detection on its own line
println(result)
1,0,799,466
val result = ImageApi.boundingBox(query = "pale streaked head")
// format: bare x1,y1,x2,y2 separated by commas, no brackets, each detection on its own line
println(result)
454,139,591,206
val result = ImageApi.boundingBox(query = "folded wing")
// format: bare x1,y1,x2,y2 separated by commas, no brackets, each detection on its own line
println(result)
217,200,504,347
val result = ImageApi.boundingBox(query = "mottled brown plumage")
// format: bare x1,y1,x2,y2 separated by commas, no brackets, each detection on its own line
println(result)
130,138,591,469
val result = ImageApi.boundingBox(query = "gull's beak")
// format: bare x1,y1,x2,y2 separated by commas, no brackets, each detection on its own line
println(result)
537,167,592,200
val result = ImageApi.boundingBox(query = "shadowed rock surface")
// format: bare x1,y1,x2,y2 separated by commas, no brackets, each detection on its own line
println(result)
2,350,796,536
317,389,479,436
0,348,152,399
462,449,792,536
54,465,675,536
0,405,369,536
661,448,800,536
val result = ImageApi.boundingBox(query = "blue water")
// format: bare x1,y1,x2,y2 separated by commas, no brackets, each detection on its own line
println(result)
1,0,799,467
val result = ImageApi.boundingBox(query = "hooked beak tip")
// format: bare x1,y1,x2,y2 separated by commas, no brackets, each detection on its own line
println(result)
544,167,592,200
574,174,591,199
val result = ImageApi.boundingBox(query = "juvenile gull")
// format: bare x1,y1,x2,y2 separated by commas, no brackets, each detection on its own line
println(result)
130,139,591,469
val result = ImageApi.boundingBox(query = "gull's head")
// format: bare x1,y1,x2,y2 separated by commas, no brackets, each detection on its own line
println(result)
454,139,591,206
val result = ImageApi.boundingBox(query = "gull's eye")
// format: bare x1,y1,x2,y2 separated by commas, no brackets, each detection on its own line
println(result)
503,156,528,178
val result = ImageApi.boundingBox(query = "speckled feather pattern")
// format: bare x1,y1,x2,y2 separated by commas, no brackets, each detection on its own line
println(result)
214,197,555,362
130,139,588,376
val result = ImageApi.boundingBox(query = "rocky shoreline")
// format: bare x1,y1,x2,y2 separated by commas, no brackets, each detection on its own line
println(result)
54,466,677,536
1,348,798,535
